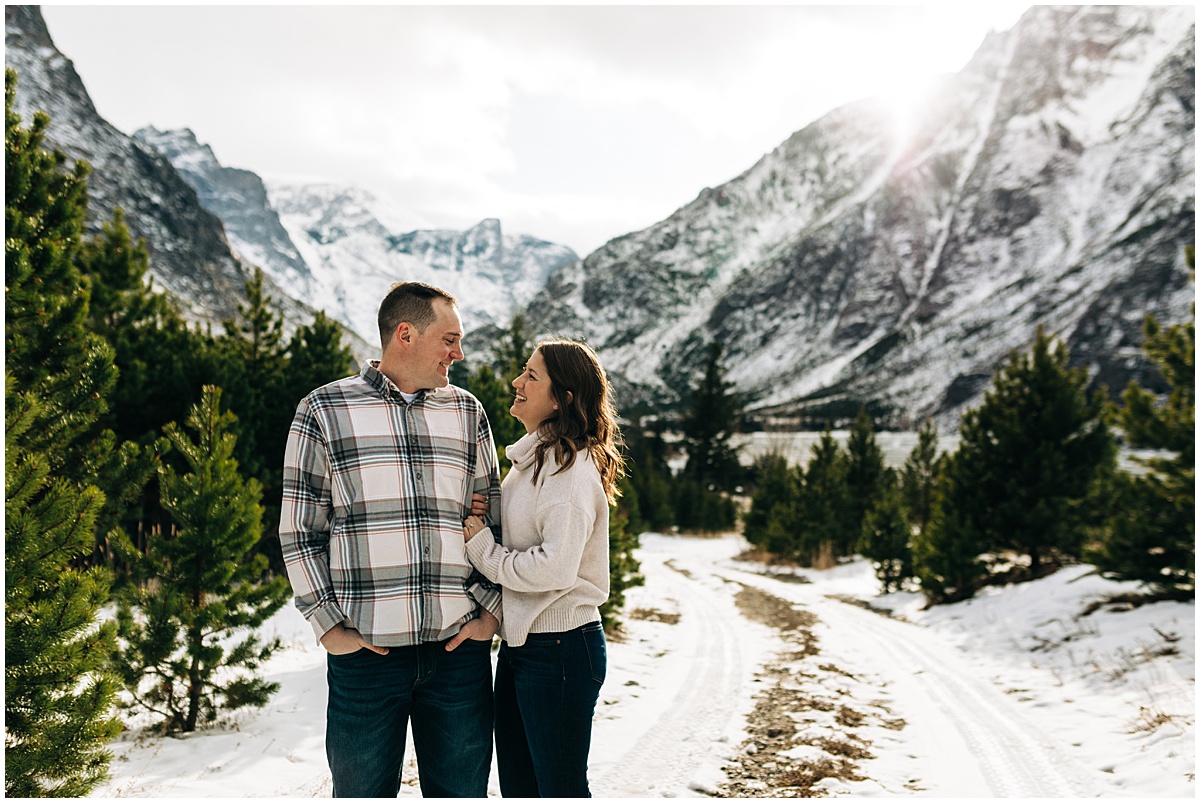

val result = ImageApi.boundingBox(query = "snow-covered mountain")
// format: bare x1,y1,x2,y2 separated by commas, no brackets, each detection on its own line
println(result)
3,5,330,341
266,180,578,342
131,126,316,304
130,126,578,347
10,5,1192,426
526,5,1195,427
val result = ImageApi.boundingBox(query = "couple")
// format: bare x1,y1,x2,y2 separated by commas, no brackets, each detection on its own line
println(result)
278,281,624,798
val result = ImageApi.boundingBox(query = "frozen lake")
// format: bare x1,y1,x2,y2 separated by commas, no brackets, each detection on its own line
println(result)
734,430,958,469
732,430,1166,474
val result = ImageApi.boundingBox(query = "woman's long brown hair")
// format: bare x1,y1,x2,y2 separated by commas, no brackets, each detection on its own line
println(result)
528,339,626,505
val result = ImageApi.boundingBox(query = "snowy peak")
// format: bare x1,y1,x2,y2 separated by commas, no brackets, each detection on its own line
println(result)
135,126,219,173
527,4,1195,427
389,217,574,286
133,125,315,296
261,179,578,342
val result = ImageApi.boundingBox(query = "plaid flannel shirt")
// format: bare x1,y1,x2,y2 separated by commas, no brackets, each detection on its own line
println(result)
279,360,503,647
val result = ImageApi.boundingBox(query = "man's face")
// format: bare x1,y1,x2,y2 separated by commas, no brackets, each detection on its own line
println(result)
407,299,465,391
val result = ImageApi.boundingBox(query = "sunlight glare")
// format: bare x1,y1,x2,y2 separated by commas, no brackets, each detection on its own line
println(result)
880,71,938,158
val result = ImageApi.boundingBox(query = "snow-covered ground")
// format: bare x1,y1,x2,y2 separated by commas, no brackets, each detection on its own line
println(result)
92,532,1194,798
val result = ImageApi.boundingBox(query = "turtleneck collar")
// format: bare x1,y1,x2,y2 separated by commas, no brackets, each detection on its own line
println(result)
505,431,546,470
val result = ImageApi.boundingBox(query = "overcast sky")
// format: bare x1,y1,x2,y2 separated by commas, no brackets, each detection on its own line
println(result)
40,4,1031,256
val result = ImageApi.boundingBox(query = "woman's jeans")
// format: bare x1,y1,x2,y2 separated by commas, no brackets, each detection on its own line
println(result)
324,637,493,798
494,622,607,798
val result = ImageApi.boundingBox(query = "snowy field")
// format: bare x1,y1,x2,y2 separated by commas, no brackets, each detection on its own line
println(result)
92,532,1194,798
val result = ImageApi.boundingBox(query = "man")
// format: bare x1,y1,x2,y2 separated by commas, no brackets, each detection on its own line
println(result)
279,281,503,797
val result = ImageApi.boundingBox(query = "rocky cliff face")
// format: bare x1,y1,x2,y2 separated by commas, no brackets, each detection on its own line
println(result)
527,5,1195,427
4,6,353,350
6,5,247,323
132,126,316,300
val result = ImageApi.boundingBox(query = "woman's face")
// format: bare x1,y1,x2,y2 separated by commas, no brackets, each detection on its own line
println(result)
510,349,557,433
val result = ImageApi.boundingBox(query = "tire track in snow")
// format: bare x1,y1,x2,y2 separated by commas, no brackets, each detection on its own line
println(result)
593,555,748,797
721,564,1104,797
856,612,1096,797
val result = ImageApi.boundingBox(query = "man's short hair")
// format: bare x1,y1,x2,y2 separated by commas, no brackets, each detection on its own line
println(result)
378,282,458,348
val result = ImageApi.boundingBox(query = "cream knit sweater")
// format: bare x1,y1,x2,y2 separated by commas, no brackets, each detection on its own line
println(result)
465,432,609,647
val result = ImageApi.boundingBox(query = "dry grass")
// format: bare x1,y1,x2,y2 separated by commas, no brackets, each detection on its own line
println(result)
1128,705,1188,735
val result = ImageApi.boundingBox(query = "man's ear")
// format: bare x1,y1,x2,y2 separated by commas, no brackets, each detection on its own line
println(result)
395,321,413,346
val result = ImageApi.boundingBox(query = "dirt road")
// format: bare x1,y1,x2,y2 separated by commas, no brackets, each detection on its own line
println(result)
592,534,1107,797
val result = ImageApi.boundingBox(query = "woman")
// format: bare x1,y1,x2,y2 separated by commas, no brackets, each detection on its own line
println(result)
462,338,625,798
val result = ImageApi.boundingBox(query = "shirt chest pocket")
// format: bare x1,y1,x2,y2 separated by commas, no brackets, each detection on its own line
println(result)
417,434,477,511
428,437,476,509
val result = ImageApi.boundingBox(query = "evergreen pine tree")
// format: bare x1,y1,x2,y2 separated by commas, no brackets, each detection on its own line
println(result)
742,451,803,556
5,68,126,796
861,477,912,593
946,327,1115,574
899,419,941,537
912,463,987,604
448,358,470,389
682,342,742,490
764,499,805,562
219,267,289,493
6,384,123,797
616,476,645,535
844,406,892,553
670,475,706,531
601,500,645,633
75,209,223,455
1094,253,1194,595
283,310,356,407
623,427,675,532
797,427,851,565
491,310,534,380
112,386,291,733
465,361,525,455
74,206,210,561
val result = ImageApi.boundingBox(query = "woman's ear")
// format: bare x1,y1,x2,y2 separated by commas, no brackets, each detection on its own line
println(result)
565,390,574,405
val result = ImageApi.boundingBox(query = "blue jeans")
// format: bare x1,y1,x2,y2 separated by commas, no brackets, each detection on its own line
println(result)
494,622,606,798
325,637,493,797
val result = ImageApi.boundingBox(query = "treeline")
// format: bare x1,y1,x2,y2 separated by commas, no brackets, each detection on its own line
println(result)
744,309,1195,605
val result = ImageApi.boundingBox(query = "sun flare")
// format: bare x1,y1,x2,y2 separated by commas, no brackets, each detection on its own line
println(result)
879,72,938,156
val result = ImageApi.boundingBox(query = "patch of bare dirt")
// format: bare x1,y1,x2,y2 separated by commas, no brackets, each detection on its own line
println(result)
715,584,906,798
627,607,682,625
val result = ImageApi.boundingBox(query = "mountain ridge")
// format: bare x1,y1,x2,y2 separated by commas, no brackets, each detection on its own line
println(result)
131,127,580,347
4,5,358,353
523,4,1195,427
9,5,1193,429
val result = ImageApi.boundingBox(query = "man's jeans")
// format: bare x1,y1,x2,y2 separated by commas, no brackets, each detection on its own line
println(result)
325,637,493,798
494,622,607,797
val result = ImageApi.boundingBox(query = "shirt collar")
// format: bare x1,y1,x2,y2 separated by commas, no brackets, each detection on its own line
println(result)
361,360,429,404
